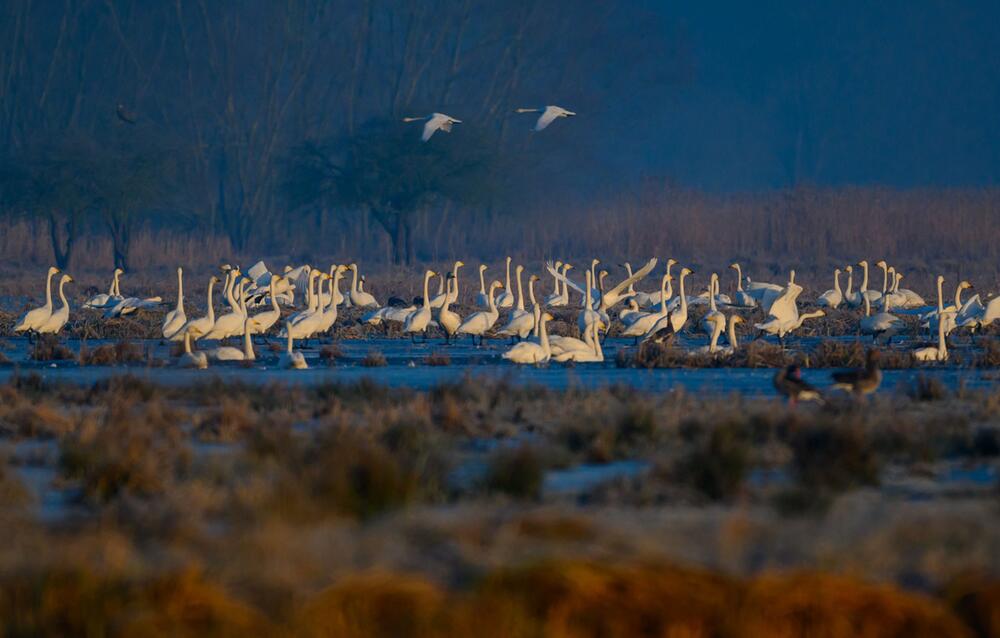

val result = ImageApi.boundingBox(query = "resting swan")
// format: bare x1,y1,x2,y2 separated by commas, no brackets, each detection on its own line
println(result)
502,312,553,364
914,309,952,362
279,321,308,369
84,268,124,309
859,293,905,344
177,332,208,369
14,266,60,333
554,320,604,363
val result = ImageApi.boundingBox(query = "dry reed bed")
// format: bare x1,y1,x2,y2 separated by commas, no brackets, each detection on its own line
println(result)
0,375,998,635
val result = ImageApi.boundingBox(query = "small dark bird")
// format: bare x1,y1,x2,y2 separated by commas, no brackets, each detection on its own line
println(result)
387,296,410,308
116,103,137,124
832,348,882,396
773,364,822,405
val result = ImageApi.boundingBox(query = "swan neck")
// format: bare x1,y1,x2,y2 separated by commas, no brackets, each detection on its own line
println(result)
479,267,486,293
44,269,55,308
834,270,841,293
57,278,68,307
176,269,184,306
422,272,432,309
515,268,525,311
734,264,743,290
527,278,537,306
206,279,216,321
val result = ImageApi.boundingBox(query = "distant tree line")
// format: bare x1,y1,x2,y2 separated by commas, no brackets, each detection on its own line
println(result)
0,1,685,269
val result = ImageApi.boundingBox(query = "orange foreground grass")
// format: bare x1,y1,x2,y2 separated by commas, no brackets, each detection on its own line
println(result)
0,561,993,638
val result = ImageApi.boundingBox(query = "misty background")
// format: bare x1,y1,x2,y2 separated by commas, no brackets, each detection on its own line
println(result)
0,0,997,273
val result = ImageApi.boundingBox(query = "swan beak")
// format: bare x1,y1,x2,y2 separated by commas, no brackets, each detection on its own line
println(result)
67,276,75,283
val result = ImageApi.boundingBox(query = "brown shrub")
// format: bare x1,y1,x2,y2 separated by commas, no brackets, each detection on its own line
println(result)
361,350,388,367
740,571,970,638
295,572,446,638
424,351,451,366
29,335,75,362
79,340,145,366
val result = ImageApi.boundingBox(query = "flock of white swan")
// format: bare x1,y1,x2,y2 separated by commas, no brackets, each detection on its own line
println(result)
9,255,998,370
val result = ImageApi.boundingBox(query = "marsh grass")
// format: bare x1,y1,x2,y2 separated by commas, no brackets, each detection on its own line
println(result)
361,350,388,367
78,340,145,366
423,351,451,366
0,376,996,636
29,335,75,361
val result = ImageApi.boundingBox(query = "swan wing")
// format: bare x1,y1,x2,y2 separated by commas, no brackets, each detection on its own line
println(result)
603,258,657,304
544,261,585,295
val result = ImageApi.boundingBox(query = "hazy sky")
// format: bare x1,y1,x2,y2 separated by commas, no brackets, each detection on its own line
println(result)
634,1,1000,190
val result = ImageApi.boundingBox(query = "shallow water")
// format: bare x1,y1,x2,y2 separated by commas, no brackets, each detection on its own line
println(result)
1,335,996,395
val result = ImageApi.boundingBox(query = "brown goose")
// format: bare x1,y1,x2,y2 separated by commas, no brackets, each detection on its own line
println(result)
832,349,882,396
773,364,822,404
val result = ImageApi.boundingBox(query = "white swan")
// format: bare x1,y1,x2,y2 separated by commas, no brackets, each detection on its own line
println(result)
699,273,726,337
162,267,187,340
457,280,503,346
499,266,535,339
843,265,861,307
402,112,462,141
14,266,60,333
178,275,219,341
317,266,348,334
895,271,926,308
860,293,905,343
619,299,642,327
857,260,882,305
754,282,824,345
959,293,1000,332
554,320,604,363
203,276,248,341
279,321,308,369
247,275,283,336
595,258,658,312
717,315,743,356
348,264,379,308
284,271,331,339
759,270,795,315
515,105,576,131
177,331,208,369
84,268,124,309
817,268,843,308
914,310,953,362
692,312,725,355
729,263,757,308
403,269,438,339
879,269,908,310
638,259,676,308
430,261,463,307
475,264,490,308
208,312,256,362
502,312,553,364
543,261,564,306
577,270,604,334
622,273,671,339
438,274,463,343
37,274,73,335
496,257,515,308
922,277,972,336
544,263,573,307
644,267,693,341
